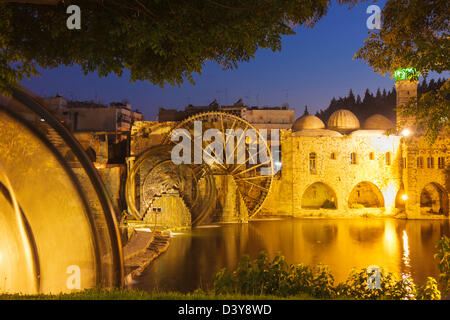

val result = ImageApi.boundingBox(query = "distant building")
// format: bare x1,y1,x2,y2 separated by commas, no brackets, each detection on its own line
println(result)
43,96,144,133
43,95,144,167
158,99,294,131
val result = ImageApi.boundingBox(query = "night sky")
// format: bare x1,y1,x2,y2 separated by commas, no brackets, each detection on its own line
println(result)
21,1,447,121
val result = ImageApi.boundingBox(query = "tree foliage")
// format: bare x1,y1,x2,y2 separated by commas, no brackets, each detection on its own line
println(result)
355,0,449,143
315,78,446,125
0,0,360,94
399,79,449,143
355,0,449,76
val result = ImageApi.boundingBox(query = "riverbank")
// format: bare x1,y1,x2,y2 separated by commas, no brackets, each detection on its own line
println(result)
123,229,171,283
0,288,317,300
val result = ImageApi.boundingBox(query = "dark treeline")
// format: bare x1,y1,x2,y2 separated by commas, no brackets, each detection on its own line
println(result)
315,78,447,123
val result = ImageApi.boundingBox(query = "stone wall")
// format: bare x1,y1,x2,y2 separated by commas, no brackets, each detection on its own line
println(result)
402,135,449,218
261,130,404,217
144,192,191,230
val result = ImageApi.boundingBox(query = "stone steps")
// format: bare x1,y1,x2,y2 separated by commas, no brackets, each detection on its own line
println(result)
124,232,171,284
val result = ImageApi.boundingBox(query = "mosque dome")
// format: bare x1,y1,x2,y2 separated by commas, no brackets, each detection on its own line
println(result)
292,115,325,131
362,114,394,130
327,109,360,132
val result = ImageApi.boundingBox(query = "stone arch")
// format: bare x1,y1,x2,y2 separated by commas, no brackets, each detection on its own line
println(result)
348,181,384,208
301,182,337,209
420,183,449,215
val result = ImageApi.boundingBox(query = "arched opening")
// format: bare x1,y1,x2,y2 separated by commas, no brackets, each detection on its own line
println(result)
420,183,449,215
348,181,384,208
301,182,337,209
395,186,407,210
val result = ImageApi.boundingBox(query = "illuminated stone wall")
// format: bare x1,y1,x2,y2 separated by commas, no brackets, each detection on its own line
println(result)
401,135,450,218
261,130,404,217
144,191,192,230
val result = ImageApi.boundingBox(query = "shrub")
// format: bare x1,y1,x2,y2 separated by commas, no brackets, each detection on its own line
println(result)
214,247,448,300
214,252,289,296
336,268,414,300
415,277,441,300
434,235,450,296
214,252,336,298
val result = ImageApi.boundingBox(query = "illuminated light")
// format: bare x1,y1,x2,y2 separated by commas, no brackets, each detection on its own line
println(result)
40,118,45,122
95,163,106,169
401,129,411,137
401,194,408,201
394,68,418,81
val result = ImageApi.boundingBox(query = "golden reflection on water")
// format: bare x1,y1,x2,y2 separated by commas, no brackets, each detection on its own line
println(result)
132,218,450,293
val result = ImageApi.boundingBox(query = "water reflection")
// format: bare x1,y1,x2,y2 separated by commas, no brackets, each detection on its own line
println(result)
132,218,450,293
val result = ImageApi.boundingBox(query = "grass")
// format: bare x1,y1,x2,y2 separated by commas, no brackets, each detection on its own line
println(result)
0,288,319,300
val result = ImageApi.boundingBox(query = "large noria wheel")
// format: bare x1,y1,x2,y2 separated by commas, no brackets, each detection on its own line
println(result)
0,87,123,294
162,112,275,219
125,144,217,225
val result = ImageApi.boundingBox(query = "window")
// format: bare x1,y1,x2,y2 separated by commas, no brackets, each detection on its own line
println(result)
417,157,424,168
309,152,317,174
438,157,445,169
369,152,374,160
350,152,357,164
330,152,336,160
427,157,434,168
386,152,391,165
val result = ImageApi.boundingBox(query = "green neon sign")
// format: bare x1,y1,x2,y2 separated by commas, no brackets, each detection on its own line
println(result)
394,68,418,81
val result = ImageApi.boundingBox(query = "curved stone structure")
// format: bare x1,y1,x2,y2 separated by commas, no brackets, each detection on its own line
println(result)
292,114,325,131
327,109,360,133
363,114,395,130
0,87,123,294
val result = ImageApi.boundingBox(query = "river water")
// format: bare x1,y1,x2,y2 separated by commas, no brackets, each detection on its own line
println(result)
131,218,450,293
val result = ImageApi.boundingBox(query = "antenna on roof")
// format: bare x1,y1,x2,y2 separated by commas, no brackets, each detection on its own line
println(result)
215,90,222,105
283,89,289,104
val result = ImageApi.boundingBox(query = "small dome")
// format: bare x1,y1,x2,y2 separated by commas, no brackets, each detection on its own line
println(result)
363,114,394,130
327,109,360,132
292,115,325,131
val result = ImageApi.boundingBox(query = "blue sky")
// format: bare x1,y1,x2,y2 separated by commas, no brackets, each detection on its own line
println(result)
21,1,447,121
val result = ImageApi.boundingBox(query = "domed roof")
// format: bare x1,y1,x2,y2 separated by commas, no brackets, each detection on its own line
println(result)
292,115,325,131
362,114,394,130
327,109,360,132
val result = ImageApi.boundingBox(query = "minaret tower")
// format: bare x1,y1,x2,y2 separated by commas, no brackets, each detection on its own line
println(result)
394,68,418,129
